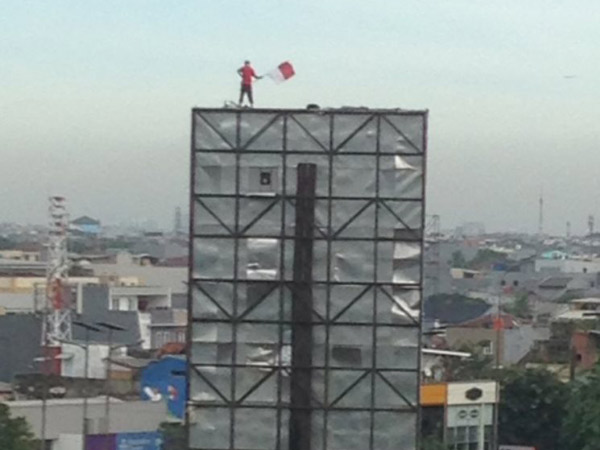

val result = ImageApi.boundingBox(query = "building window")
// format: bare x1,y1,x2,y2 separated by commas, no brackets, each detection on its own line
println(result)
111,298,119,311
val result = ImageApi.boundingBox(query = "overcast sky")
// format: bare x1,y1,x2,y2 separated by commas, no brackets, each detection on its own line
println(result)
2,0,599,234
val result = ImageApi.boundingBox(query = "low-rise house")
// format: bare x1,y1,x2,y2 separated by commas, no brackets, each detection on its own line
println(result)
445,313,548,366
150,309,187,349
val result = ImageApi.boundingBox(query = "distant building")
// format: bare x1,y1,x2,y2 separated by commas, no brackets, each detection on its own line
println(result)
91,252,187,295
78,284,171,350
71,216,101,235
445,313,548,366
0,250,41,262
150,308,187,349
535,256,600,274
534,273,597,302
571,330,600,371
5,398,165,448
552,297,600,322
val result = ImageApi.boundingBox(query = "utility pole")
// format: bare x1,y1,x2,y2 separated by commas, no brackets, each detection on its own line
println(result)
289,164,316,450
425,214,441,296
71,321,102,450
95,320,126,446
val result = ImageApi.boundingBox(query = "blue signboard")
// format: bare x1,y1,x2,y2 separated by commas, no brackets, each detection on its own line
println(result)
140,356,186,419
116,431,163,450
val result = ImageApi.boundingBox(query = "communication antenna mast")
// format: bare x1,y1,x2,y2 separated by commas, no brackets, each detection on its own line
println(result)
43,196,72,344
538,190,544,237
174,206,183,235
588,215,595,236
566,221,571,239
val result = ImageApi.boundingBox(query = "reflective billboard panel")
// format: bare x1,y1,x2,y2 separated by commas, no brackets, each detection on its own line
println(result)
189,107,428,450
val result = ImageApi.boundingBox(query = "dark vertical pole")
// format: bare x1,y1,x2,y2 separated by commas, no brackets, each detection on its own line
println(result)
82,328,90,450
186,109,196,450
289,163,317,450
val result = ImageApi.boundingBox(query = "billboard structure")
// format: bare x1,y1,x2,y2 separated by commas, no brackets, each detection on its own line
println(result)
188,107,428,450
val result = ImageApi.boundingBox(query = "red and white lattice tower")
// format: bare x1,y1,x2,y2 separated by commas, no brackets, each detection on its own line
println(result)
43,196,72,344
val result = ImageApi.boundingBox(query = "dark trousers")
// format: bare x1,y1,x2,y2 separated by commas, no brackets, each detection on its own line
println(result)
239,84,253,105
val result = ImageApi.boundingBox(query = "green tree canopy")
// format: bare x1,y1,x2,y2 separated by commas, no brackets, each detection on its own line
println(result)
0,403,36,450
449,250,467,268
563,364,600,450
498,368,568,450
159,422,186,450
503,293,531,319
467,249,508,270
444,344,494,381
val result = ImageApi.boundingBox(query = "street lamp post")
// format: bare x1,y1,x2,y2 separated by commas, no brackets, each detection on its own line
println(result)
95,321,126,437
32,353,64,450
71,321,102,450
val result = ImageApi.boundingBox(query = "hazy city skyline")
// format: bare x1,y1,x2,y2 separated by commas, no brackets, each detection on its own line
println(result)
3,0,600,234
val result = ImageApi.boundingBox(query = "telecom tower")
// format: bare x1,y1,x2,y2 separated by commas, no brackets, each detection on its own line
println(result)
174,206,183,235
43,196,72,344
537,191,544,237
588,215,595,236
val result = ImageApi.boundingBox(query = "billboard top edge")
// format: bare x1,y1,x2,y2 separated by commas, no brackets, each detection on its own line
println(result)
192,106,428,116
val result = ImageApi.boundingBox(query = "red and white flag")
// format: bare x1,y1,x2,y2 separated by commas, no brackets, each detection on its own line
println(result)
266,61,295,84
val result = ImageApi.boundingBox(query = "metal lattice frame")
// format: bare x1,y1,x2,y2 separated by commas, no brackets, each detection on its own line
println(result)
43,195,72,344
188,108,428,450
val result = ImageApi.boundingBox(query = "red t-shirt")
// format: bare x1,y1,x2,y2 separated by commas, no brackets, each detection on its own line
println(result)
240,66,256,86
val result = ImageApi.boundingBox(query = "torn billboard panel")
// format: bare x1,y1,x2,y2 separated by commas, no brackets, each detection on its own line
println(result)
189,108,427,450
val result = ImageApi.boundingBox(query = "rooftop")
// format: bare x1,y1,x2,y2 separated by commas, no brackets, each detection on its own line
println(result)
571,297,600,304
71,216,100,226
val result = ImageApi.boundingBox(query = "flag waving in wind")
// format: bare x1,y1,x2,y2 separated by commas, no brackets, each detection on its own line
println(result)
266,61,295,84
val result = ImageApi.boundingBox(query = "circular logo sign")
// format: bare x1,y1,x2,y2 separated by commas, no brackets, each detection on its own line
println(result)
466,387,483,401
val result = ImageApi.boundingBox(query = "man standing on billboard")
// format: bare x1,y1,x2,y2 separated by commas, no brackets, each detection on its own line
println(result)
237,60,262,107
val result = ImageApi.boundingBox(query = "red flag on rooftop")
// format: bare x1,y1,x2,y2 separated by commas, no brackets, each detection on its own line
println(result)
266,61,295,84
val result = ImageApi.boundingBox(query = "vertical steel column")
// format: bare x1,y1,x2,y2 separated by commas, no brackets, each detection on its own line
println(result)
289,163,317,450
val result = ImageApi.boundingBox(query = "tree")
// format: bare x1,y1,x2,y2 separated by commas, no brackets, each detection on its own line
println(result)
0,404,36,450
444,344,494,381
466,249,508,270
0,236,13,250
449,250,467,268
563,364,600,450
498,368,568,450
503,293,531,319
159,422,186,450
420,436,447,450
